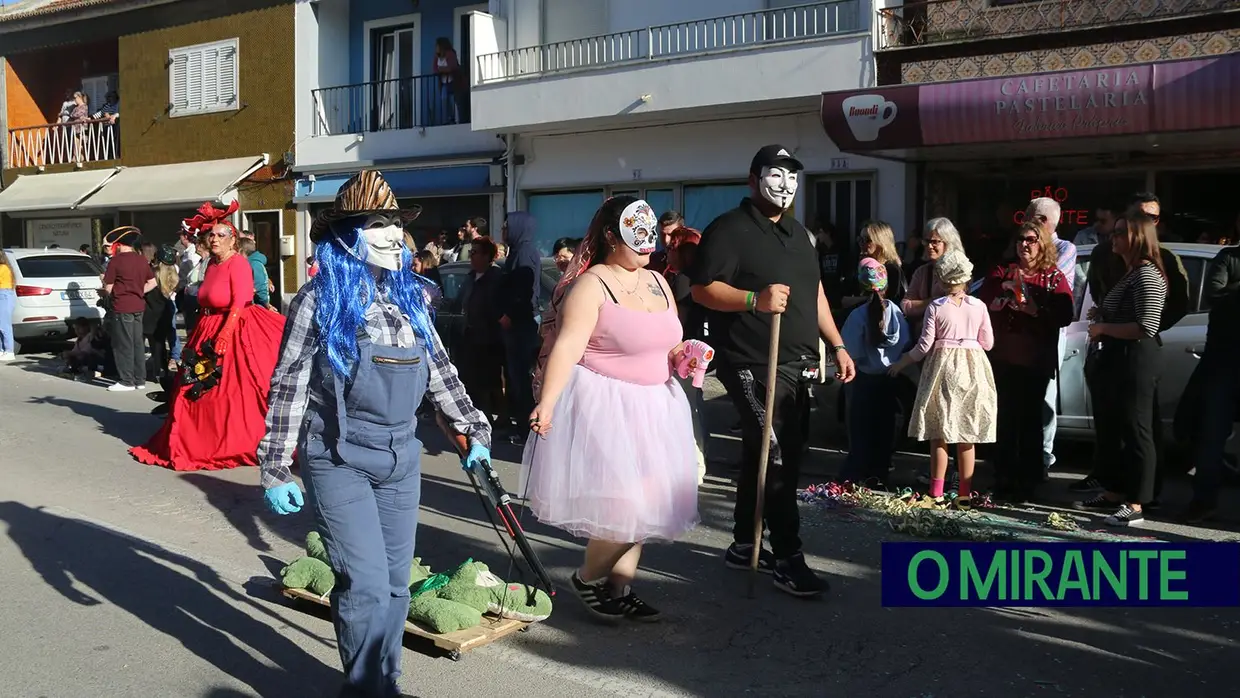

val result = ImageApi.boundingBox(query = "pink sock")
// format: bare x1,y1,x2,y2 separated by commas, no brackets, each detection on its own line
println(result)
958,478,972,498
929,478,945,498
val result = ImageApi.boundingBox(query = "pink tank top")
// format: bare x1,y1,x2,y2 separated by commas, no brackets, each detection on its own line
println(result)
578,273,683,386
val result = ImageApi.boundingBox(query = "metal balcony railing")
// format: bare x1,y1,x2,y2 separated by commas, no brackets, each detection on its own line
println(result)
311,73,466,136
476,0,863,84
878,0,1237,50
7,119,119,169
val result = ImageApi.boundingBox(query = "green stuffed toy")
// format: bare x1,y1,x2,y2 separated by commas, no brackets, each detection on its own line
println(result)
440,560,552,623
305,531,331,565
281,557,335,596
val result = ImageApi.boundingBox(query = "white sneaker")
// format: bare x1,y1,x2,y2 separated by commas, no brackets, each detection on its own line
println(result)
136,384,148,390
107,383,136,392
0,352,15,361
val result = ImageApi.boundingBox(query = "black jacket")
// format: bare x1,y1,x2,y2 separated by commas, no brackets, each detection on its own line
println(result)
463,266,504,346
1205,245,1240,352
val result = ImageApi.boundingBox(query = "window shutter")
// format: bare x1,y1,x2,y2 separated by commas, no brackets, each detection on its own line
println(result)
170,51,190,112
217,44,238,106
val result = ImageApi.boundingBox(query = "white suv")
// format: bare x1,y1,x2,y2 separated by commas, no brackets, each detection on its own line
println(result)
4,248,105,342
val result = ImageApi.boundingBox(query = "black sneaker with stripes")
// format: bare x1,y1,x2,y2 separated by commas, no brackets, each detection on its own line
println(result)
571,572,626,622
614,586,661,622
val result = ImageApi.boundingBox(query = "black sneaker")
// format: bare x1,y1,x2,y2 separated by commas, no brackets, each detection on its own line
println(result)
614,587,661,622
724,542,775,574
1104,505,1146,527
1069,476,1103,492
1072,493,1115,511
570,572,626,622
772,553,828,598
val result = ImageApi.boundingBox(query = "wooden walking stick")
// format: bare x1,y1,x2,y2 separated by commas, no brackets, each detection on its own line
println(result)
748,313,782,598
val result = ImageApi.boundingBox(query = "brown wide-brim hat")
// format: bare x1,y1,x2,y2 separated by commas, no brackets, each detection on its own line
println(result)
309,170,422,243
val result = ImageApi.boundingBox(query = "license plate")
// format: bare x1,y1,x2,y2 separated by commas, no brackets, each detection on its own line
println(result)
61,290,96,300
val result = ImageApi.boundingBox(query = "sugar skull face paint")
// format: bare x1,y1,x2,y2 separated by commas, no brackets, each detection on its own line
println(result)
759,166,799,210
360,213,404,271
618,199,658,255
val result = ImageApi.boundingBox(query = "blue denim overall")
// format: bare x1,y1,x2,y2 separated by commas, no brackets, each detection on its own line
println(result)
301,329,427,698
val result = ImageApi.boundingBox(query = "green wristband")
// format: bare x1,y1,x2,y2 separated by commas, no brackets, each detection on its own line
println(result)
746,291,756,311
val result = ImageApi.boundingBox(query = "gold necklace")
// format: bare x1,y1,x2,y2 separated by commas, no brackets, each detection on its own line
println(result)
607,266,651,308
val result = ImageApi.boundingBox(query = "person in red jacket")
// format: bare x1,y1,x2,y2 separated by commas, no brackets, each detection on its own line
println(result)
979,221,1074,504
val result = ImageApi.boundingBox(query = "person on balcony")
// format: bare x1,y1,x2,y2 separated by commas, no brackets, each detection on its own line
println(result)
434,37,460,125
92,91,119,123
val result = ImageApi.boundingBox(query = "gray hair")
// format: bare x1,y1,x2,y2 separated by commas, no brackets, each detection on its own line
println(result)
923,217,964,255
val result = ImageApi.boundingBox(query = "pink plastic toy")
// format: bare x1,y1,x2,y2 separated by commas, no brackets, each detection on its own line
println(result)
675,340,715,388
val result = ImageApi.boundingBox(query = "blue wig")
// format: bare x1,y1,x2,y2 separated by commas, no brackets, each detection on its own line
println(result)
312,215,436,379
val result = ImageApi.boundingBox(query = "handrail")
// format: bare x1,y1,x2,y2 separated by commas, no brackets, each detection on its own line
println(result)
311,72,465,136
7,118,119,169
877,0,1234,50
476,0,862,84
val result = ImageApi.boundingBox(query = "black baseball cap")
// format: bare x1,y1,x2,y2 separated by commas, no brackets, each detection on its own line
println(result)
749,144,804,176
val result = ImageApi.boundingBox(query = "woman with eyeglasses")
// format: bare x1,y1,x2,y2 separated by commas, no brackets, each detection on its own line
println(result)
979,221,1074,504
903,217,965,322
847,221,905,309
1074,213,1167,527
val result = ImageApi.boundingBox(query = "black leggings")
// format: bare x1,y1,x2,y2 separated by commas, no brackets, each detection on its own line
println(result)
1087,339,1160,504
993,362,1052,493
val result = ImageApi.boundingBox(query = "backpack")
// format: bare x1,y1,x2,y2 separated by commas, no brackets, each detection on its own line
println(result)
1158,246,1190,333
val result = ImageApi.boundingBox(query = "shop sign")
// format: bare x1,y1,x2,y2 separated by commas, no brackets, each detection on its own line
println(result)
25,218,92,250
1010,186,1090,227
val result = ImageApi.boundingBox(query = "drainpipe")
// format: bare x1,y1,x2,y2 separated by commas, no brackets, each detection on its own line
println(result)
0,57,8,175
505,132,518,211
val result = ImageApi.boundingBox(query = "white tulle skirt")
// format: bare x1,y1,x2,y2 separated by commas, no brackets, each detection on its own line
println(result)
519,365,701,543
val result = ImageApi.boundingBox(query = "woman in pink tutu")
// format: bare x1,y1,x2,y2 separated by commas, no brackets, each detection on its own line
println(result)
524,195,701,623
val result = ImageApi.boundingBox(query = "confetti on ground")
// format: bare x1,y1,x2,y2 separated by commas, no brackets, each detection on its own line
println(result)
798,482,1152,543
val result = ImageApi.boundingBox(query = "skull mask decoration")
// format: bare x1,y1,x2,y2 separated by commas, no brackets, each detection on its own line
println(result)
618,199,658,255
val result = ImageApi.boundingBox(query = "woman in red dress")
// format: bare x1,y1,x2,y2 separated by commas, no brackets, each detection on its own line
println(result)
130,201,287,471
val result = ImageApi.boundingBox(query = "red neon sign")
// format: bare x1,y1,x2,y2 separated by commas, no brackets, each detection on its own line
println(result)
1011,186,1090,226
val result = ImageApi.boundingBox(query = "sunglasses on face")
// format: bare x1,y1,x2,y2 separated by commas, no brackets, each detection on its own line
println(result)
1018,236,1039,245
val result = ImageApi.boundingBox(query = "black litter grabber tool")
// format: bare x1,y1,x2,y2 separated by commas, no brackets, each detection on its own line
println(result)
435,413,556,599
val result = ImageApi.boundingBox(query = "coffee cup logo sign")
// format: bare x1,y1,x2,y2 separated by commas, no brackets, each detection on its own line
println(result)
842,94,899,142
1011,186,1091,227
995,68,1150,137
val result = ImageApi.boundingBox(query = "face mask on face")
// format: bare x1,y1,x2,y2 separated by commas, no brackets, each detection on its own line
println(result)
759,166,799,210
360,214,404,271
618,200,658,255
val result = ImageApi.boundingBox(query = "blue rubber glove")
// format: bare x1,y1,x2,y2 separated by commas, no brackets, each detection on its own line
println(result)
462,442,490,471
265,482,304,515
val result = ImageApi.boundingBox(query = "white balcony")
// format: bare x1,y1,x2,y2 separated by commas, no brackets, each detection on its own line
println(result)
7,119,119,170
296,72,503,173
470,1,873,133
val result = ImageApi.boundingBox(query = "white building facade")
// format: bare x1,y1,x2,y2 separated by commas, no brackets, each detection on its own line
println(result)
469,0,915,254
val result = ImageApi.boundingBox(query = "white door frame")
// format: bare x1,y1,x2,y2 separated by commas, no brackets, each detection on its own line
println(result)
454,4,489,55
363,13,422,84
242,208,285,299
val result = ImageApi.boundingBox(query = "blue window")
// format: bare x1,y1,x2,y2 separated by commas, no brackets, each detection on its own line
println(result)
525,190,604,256
683,183,749,231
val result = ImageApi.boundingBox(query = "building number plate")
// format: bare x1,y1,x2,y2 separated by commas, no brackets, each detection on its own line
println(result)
830,158,850,171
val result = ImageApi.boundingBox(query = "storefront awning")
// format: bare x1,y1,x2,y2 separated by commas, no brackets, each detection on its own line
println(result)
0,168,120,215
821,53,1240,161
76,155,269,210
293,164,498,204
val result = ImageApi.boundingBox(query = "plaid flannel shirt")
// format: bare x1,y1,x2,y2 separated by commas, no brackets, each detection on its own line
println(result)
257,285,491,489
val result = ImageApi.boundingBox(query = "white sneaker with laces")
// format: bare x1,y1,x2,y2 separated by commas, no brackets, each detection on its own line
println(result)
1104,505,1146,527
107,383,136,392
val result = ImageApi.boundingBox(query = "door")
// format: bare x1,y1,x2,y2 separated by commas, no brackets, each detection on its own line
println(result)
455,4,486,123
372,23,420,131
808,175,875,289
243,211,283,312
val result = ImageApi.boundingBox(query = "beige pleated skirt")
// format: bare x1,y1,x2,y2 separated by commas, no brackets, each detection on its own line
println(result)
908,347,997,444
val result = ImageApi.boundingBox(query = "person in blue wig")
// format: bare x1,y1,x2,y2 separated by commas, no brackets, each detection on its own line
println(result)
256,170,492,698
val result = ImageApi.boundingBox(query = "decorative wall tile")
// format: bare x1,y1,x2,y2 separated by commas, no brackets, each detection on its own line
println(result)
900,28,1240,84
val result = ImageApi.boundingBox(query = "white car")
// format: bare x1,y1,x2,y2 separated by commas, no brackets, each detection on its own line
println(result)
4,247,105,342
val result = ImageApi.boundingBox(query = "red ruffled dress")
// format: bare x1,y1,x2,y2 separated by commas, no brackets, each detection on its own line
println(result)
130,253,286,471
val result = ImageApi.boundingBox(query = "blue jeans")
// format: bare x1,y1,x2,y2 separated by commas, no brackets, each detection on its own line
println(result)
168,297,181,362
841,372,898,483
1190,353,1240,506
0,288,15,353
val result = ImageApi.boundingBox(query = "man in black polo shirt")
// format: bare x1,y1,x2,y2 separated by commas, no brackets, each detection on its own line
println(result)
689,144,856,598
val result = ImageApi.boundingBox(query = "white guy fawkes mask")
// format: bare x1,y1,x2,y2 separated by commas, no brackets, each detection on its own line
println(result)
759,166,799,210
618,199,658,255
361,213,404,271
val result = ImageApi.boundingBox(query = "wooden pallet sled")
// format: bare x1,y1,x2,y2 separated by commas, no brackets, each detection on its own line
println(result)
280,586,531,661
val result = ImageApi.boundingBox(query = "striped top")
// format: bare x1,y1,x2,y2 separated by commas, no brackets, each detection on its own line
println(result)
1099,263,1167,338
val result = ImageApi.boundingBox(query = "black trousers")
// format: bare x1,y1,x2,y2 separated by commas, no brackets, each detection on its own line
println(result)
718,361,808,559
110,311,146,387
993,362,1052,494
181,293,201,336
146,326,171,384
1087,338,1160,504
460,339,506,422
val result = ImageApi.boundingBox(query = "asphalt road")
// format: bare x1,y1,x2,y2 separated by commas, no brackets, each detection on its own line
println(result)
1,352,1239,698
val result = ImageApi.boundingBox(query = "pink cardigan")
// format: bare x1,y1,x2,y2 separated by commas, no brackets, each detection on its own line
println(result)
907,294,994,361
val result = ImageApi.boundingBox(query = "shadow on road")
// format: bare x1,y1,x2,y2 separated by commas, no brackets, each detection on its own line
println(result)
0,501,342,698
26,394,159,447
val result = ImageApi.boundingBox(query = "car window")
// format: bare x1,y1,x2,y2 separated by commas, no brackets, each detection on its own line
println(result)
15,255,103,279
1182,255,1207,313
1072,258,1091,322
438,268,469,312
